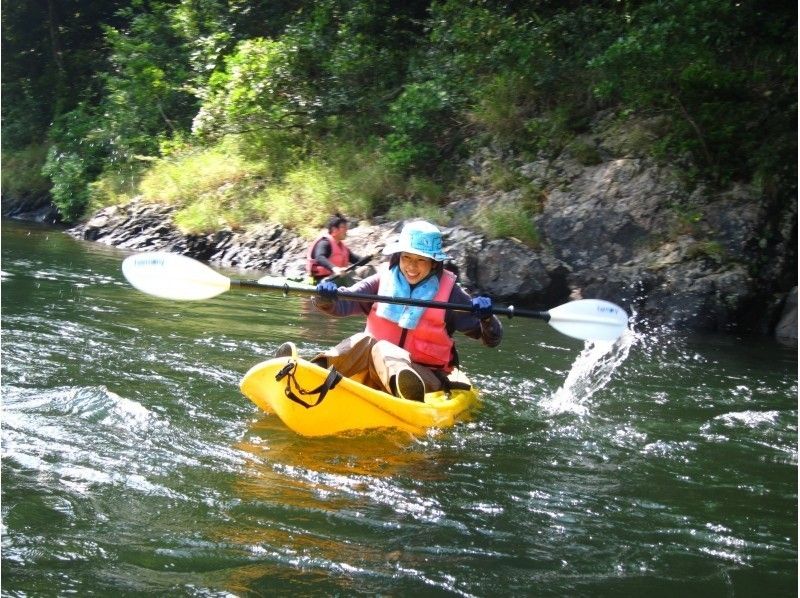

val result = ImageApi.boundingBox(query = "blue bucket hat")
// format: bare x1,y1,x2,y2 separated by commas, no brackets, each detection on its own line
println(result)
382,221,450,262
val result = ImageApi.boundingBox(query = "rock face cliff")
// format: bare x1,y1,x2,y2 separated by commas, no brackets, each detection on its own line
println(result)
529,155,794,335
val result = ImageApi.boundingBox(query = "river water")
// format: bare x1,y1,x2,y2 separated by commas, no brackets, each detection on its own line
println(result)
1,220,796,596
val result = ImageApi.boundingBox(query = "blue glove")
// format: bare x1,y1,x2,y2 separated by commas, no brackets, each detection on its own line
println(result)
316,280,339,298
471,295,493,320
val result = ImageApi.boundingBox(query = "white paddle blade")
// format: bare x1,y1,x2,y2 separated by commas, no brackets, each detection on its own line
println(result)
121,252,231,301
547,299,629,341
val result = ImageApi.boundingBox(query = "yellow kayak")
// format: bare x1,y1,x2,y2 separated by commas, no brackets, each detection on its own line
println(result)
240,354,479,437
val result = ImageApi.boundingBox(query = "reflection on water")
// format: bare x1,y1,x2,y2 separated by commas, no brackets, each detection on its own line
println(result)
218,419,472,594
239,418,441,479
232,417,455,525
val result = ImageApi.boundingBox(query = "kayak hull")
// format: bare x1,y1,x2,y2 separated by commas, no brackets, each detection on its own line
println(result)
240,356,479,437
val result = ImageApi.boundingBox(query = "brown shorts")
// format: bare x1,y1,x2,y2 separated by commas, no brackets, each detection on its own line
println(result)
313,332,445,394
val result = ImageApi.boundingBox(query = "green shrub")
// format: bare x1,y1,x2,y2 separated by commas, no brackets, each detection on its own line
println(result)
41,148,90,221
523,106,575,158
322,139,405,217
482,162,522,193
587,0,795,187
1,144,51,199
567,139,603,166
384,81,454,173
41,103,109,220
670,202,704,235
406,177,445,204
477,162,545,212
87,164,144,213
256,160,350,236
473,200,540,248
192,38,308,140
173,194,253,233
686,240,726,263
470,73,538,143
233,130,305,178
138,147,266,206
123,145,271,233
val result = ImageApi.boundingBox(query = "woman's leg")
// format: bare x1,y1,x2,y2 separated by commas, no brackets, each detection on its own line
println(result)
312,332,377,378
370,340,444,398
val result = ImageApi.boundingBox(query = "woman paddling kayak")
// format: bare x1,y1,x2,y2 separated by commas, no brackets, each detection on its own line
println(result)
279,220,503,402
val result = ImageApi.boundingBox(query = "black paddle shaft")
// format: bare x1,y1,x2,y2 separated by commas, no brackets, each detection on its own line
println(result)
232,279,550,321
321,253,375,282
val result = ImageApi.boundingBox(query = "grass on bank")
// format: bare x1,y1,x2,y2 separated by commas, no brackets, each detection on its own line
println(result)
473,199,541,248
467,160,544,247
6,137,542,249
137,146,269,232
88,138,466,239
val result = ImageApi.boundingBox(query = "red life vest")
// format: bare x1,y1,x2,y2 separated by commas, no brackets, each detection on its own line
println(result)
306,233,349,277
365,269,457,372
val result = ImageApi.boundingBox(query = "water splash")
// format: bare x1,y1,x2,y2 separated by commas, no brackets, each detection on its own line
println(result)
541,328,637,416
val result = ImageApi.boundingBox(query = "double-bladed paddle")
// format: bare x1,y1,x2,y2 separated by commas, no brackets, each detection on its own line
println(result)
121,251,629,341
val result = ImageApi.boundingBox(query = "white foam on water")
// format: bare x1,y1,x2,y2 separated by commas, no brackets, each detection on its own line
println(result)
1,385,182,497
707,409,782,429
540,327,638,416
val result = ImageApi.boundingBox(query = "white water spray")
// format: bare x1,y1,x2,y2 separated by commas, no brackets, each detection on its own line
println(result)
541,327,638,416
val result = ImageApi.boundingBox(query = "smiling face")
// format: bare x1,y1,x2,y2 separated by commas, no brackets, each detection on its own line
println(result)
399,252,434,285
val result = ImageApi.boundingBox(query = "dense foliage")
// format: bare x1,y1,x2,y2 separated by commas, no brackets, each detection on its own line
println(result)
2,0,796,231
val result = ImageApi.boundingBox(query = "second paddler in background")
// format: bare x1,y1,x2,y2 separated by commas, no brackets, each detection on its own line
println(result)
306,213,363,283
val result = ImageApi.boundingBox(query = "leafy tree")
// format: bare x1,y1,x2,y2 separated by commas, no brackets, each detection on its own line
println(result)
42,2,200,218
40,102,107,219
589,0,796,190
192,37,310,139
1,0,126,148
99,5,196,157
287,0,429,130
384,80,457,173
2,0,795,226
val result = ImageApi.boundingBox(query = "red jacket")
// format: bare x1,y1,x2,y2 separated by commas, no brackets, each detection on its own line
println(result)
306,233,349,277
365,269,457,371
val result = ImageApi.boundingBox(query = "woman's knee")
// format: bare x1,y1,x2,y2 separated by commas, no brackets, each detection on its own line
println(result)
372,339,410,362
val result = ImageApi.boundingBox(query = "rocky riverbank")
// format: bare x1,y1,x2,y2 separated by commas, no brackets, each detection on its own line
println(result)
66,198,572,307
64,171,797,345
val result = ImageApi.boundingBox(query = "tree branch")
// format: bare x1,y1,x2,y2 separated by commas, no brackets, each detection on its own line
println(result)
672,93,715,174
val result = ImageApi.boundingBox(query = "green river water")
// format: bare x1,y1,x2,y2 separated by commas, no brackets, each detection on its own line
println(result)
1,220,797,596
